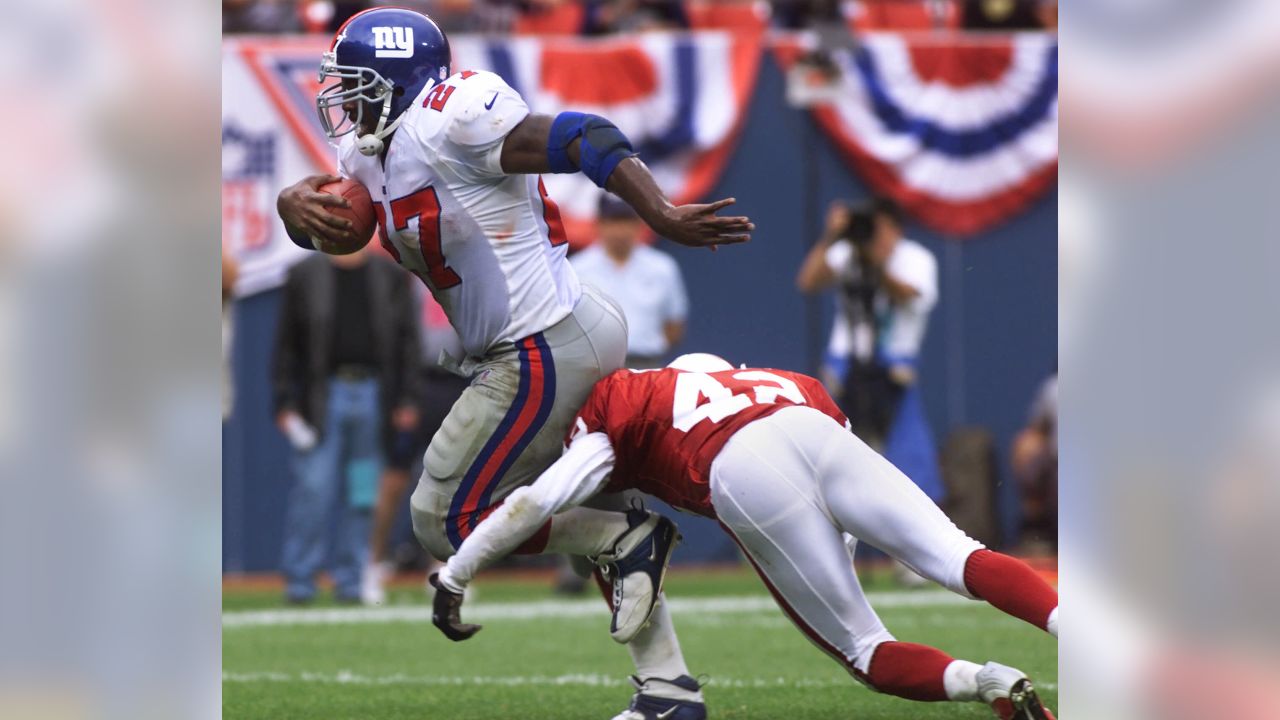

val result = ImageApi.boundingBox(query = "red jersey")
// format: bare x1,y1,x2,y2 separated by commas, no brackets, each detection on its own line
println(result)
567,367,848,517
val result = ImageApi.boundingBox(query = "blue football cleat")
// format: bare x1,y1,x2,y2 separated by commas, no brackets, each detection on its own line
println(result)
610,675,707,720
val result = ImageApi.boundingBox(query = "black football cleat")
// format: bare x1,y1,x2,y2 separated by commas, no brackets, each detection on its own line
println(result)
428,573,482,642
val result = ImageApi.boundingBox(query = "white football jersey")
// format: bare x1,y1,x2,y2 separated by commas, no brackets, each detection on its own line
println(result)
338,70,581,357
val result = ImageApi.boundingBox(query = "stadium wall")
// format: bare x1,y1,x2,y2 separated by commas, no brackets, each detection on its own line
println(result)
222,54,1057,572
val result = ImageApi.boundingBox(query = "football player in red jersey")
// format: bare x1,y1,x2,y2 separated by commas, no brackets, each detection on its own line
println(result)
432,353,1060,720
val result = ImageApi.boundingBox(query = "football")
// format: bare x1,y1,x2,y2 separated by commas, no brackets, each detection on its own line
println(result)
312,178,377,255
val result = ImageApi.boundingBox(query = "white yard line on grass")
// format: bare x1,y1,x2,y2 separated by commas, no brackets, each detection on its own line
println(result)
221,670,1056,692
223,591,971,629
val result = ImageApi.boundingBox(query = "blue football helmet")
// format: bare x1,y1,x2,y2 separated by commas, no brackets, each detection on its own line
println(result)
316,8,451,156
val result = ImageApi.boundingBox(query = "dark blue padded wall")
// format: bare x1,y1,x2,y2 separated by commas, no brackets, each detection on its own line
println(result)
222,54,1057,571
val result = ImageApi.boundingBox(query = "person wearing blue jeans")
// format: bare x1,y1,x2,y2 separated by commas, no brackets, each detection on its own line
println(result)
280,376,383,602
273,248,421,604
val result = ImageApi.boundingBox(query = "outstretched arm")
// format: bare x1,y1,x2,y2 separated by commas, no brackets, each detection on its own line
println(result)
431,433,616,641
437,432,617,593
500,113,753,248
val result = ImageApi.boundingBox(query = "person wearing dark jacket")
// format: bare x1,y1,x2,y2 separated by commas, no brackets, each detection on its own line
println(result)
272,248,421,604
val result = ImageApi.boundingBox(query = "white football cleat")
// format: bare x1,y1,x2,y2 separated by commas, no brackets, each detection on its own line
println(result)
593,507,680,644
976,662,1057,720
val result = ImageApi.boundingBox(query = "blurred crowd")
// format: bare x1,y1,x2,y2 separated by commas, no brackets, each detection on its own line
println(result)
224,0,1058,35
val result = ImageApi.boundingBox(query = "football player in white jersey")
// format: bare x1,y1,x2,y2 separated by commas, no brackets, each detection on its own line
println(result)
275,9,750,719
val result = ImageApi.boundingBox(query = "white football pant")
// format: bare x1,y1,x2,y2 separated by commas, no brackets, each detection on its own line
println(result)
709,406,984,675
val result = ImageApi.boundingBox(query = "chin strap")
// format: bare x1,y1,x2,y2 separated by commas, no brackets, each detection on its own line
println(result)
355,87,402,156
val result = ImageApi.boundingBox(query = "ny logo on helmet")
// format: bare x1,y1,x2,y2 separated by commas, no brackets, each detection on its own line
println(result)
371,27,414,58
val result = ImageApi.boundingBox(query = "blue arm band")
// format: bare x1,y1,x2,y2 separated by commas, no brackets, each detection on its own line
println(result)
546,111,637,188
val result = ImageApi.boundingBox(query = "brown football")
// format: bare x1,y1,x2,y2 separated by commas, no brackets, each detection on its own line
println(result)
312,178,377,255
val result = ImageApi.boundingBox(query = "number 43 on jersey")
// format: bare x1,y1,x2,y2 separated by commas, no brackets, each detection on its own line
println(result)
672,371,806,432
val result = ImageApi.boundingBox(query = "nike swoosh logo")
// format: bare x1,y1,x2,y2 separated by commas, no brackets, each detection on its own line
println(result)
484,92,498,110
656,707,679,720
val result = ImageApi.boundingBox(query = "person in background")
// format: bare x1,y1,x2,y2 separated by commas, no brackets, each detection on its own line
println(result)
962,0,1047,29
817,307,854,399
222,247,239,422
796,198,937,451
580,0,689,34
797,197,942,586
1011,371,1057,553
272,247,421,604
369,0,516,33
572,195,689,369
362,289,470,605
222,0,301,33
771,0,843,30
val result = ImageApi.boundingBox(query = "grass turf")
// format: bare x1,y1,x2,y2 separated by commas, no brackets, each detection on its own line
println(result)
223,568,1057,719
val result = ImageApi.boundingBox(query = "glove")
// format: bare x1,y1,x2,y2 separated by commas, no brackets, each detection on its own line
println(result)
430,572,482,641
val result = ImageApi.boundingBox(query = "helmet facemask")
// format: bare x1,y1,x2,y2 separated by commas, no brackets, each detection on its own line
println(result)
316,52,411,156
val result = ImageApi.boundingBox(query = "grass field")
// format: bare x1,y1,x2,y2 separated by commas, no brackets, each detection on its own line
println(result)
223,567,1057,719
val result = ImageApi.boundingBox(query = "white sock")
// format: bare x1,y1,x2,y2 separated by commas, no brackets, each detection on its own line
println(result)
943,660,983,702
542,507,631,557
1047,607,1059,638
628,600,701,700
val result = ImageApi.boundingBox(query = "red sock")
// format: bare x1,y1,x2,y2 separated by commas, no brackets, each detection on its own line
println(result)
864,642,953,701
963,549,1058,631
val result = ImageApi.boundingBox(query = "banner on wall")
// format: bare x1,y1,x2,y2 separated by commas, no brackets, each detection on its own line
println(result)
222,32,762,295
223,38,322,297
777,33,1058,237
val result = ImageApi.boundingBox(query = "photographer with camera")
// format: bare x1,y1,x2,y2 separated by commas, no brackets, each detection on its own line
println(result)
797,197,944,585
796,197,938,452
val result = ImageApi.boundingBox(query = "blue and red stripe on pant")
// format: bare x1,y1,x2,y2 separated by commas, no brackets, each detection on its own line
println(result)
445,333,558,551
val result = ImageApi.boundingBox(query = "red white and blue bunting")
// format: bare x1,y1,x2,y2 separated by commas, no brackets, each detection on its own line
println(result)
779,33,1058,236
223,31,1056,294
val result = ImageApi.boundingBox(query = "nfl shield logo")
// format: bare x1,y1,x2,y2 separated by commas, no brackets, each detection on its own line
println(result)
222,123,277,252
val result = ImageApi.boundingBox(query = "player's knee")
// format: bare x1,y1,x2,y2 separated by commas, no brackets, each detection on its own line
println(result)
409,485,455,562
411,512,454,562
